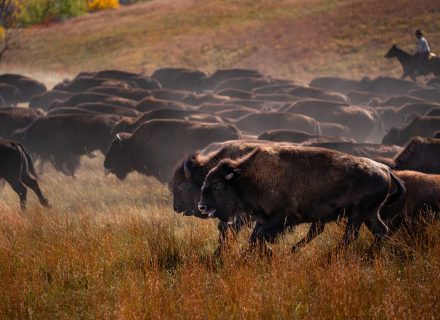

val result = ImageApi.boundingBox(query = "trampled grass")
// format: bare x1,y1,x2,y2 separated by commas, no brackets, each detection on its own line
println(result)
1,157,439,319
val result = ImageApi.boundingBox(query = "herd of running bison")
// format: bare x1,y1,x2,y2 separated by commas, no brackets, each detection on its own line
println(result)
1,68,440,255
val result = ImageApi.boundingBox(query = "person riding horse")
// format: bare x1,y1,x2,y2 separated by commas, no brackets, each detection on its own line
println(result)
414,30,430,75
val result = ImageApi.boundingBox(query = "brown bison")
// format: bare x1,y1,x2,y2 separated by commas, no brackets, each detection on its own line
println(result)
73,102,140,117
309,77,359,94
288,86,349,103
104,119,241,183
408,88,440,103
199,144,405,251
303,141,403,159
214,77,273,92
371,95,429,107
0,139,49,210
216,88,252,100
257,129,354,144
80,70,161,89
379,171,440,235
0,108,43,139
88,86,152,101
217,108,258,120
355,76,421,96
200,69,264,91
14,115,117,176
382,116,440,146
393,137,440,174
112,109,227,134
285,102,379,141
183,93,231,106
151,67,208,92
347,90,385,105
0,74,46,103
135,96,188,112
0,84,20,106
171,141,268,254
53,92,138,109
235,112,321,135
29,90,74,110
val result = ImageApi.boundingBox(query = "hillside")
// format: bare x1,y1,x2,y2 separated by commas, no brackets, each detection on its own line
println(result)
3,0,440,81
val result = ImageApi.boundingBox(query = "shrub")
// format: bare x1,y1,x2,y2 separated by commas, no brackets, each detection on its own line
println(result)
16,0,87,26
88,0,120,11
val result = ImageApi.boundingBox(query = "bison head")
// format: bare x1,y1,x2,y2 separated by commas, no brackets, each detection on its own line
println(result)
170,155,209,218
104,133,133,180
112,118,134,135
198,160,242,223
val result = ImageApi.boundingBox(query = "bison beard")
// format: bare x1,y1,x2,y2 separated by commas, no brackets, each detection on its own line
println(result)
199,144,405,253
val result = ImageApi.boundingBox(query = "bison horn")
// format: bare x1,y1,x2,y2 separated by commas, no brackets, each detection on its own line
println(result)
116,133,122,141
183,159,191,178
225,172,234,181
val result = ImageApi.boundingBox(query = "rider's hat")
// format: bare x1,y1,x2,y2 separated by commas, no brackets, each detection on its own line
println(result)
415,29,424,36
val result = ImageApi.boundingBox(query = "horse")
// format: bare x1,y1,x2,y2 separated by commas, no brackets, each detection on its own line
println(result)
385,44,440,80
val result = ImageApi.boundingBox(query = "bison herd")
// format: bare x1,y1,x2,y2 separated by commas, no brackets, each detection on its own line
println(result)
1,67,440,254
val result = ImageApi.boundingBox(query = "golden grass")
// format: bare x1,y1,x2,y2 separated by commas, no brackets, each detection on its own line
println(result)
1,156,440,319
4,0,440,81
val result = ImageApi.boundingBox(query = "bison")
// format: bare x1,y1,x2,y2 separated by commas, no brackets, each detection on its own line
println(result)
379,170,440,235
257,129,354,144
0,108,43,140
29,90,74,110
199,144,405,252
104,119,241,183
111,109,227,134
393,137,440,174
151,67,208,92
234,112,321,135
382,116,440,146
0,74,46,103
309,77,359,94
171,141,269,254
0,139,49,210
13,114,117,176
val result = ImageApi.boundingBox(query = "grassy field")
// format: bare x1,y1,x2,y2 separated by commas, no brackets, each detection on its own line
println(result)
2,1,440,318
4,0,440,81
0,157,440,319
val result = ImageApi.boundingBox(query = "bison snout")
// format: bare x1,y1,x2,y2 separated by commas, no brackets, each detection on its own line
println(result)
198,203,208,213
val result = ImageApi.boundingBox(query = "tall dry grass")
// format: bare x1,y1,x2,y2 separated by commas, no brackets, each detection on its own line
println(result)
0,157,439,319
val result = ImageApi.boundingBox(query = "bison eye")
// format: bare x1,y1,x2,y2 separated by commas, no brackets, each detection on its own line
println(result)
213,182,224,190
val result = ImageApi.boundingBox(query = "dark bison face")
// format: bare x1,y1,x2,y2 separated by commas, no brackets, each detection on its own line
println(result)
385,44,398,58
104,133,133,180
382,127,400,145
170,156,209,219
198,161,241,223
111,118,132,135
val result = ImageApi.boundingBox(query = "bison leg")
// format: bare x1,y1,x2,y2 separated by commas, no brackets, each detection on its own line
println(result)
249,220,286,256
6,178,28,210
291,221,326,252
21,173,50,208
215,213,251,256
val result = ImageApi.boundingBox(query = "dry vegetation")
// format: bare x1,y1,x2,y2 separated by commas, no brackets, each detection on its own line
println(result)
3,0,440,81
1,157,440,319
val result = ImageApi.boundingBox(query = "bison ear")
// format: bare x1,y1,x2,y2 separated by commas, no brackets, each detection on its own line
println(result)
183,158,194,178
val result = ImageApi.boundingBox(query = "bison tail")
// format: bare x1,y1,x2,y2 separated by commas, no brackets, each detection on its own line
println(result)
385,171,406,204
16,143,39,180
